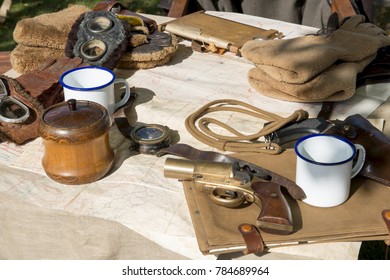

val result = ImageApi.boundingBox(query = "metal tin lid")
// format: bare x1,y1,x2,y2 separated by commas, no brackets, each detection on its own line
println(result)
39,99,111,143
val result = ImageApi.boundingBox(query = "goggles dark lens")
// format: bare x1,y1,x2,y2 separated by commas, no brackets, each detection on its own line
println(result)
87,16,113,33
80,39,107,61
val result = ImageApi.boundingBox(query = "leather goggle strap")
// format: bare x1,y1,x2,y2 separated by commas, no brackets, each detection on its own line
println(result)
113,87,138,139
92,0,157,33
238,223,264,254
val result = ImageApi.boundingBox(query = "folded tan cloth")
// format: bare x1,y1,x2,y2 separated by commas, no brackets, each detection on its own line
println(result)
241,15,390,84
11,5,90,73
117,34,179,69
247,54,375,102
13,5,90,49
11,5,178,73
12,42,178,73
11,45,64,74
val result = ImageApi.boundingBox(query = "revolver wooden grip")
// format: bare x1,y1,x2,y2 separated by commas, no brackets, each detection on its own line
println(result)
251,181,293,235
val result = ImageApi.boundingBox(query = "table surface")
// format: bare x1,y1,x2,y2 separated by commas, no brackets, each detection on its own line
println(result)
1,12,389,260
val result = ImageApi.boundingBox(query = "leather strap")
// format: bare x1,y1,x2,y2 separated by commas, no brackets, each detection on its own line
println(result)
185,99,309,155
238,223,264,254
93,1,157,33
317,101,334,120
113,87,138,138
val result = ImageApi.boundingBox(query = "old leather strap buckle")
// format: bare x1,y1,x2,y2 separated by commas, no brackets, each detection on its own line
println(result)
238,223,264,254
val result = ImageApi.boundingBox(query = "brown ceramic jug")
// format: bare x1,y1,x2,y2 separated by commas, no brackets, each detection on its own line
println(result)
38,99,114,185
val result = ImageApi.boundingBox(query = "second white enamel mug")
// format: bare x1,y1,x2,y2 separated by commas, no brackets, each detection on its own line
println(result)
294,134,366,207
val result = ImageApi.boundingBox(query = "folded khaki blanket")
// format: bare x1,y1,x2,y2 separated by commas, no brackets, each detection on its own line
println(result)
11,45,64,75
241,15,390,102
247,54,375,102
11,5,178,73
13,5,90,49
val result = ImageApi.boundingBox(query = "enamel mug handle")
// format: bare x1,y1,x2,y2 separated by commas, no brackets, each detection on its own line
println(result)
351,144,366,178
113,78,130,110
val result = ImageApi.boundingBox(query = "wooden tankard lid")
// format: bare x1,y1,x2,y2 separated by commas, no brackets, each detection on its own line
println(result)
38,99,111,144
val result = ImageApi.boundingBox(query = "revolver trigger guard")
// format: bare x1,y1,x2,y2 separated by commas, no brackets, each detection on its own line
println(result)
209,188,246,208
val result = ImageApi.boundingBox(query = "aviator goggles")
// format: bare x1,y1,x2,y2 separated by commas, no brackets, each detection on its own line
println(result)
0,78,30,124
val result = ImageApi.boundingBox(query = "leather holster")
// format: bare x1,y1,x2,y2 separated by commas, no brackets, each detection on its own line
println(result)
327,114,390,186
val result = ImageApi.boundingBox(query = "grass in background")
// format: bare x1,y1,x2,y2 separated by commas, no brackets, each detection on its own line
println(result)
375,4,390,32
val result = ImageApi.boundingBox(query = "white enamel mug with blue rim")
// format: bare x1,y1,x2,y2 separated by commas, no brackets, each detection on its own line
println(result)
294,134,366,207
60,66,130,116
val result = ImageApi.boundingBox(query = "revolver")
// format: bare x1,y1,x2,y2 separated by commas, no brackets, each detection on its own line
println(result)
164,157,295,235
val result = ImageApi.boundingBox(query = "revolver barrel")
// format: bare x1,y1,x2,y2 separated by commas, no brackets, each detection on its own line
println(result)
164,157,234,183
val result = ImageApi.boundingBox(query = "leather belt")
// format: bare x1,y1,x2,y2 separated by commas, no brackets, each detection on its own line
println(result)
238,223,265,254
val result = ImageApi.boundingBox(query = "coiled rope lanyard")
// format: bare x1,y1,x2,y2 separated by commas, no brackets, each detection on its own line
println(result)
185,99,308,154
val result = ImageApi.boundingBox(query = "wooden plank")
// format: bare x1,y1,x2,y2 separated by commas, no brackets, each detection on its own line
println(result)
0,51,12,74
167,0,189,18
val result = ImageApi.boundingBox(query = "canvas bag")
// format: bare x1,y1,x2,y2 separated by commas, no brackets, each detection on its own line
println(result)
182,149,390,255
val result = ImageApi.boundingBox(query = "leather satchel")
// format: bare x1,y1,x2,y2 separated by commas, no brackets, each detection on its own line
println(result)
182,149,390,255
